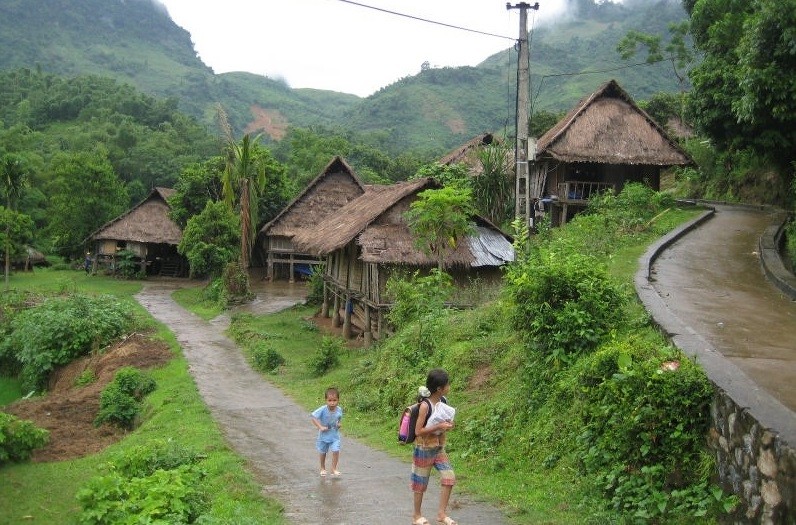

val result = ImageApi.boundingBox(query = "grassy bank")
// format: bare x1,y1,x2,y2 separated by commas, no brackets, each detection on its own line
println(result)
218,200,730,524
0,269,284,524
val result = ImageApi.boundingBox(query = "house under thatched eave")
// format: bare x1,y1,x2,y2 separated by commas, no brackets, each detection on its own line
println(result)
529,79,693,225
439,133,499,175
293,177,514,345
87,187,187,276
259,156,365,280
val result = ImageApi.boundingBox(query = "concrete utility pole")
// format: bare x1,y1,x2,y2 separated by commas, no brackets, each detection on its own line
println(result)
506,2,539,228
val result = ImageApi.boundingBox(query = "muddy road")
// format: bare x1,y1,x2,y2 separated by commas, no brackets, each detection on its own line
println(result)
135,282,508,525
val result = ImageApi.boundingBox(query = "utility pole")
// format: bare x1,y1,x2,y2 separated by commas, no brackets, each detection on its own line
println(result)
506,2,538,229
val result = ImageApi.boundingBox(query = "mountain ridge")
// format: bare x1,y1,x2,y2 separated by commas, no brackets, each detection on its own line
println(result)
0,0,689,154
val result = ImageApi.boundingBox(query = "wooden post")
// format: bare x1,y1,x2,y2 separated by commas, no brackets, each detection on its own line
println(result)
288,253,295,283
342,294,352,339
364,304,372,346
332,291,341,327
321,283,329,318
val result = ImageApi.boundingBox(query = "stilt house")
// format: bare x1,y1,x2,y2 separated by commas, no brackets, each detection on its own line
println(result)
87,187,187,276
259,156,365,281
292,177,514,345
530,79,693,225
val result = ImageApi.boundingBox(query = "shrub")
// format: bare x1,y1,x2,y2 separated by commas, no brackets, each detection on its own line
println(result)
74,369,97,387
308,336,342,377
6,294,134,391
250,342,285,373
76,465,207,524
110,439,204,479
0,412,49,465
506,251,626,367
95,367,156,430
114,250,144,279
221,260,253,305
306,266,325,305
571,337,730,520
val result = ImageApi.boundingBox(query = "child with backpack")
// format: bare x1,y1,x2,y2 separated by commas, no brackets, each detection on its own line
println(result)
410,368,457,525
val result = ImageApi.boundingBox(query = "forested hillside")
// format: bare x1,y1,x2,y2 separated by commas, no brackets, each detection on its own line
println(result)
0,0,689,153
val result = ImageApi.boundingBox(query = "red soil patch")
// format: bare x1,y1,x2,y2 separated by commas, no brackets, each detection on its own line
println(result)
245,105,288,140
4,334,173,462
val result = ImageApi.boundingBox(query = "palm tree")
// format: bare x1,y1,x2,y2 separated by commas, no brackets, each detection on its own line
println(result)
221,133,266,269
1,154,27,290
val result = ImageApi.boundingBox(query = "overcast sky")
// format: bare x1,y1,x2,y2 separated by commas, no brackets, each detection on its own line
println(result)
157,0,575,97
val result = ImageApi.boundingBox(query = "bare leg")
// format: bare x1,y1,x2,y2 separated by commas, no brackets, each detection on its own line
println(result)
319,452,327,475
436,485,453,522
413,491,425,522
330,451,340,474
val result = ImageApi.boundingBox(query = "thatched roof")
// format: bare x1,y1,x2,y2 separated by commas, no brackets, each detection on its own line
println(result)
88,187,182,245
260,156,365,238
535,79,693,166
294,178,514,268
439,133,498,172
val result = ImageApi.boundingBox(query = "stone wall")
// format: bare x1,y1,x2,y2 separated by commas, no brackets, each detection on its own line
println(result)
635,203,795,524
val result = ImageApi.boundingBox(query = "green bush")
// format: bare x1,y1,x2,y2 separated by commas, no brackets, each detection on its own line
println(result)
2,294,134,391
0,412,50,465
506,251,626,367
308,336,342,377
77,440,208,524
110,439,204,479
306,266,325,305
221,260,253,305
94,367,156,430
114,250,144,279
76,465,207,524
250,342,285,373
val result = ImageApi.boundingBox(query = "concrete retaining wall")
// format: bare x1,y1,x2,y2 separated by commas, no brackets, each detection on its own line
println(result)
635,204,796,524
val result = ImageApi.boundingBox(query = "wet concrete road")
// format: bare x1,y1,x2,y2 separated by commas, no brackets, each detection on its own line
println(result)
135,281,509,525
649,205,796,414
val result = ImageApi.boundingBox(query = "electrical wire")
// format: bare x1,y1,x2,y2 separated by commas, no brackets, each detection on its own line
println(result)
335,0,516,41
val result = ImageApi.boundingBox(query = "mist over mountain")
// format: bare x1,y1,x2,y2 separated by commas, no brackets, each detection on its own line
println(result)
0,0,689,154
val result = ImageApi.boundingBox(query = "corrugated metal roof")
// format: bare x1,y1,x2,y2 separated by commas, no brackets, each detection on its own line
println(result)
467,226,514,267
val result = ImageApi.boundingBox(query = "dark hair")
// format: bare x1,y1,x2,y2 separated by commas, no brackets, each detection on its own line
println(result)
426,368,449,394
325,387,339,400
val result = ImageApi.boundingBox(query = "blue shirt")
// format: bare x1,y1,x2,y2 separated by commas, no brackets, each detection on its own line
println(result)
311,405,342,442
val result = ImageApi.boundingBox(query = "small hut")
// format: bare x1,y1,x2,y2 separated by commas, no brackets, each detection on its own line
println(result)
530,79,693,225
87,187,187,276
439,133,498,175
259,156,365,281
293,177,514,345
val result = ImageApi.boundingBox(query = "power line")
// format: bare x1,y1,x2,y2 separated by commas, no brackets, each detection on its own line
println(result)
335,0,516,41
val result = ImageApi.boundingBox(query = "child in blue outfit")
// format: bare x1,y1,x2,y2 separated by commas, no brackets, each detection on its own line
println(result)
311,387,342,477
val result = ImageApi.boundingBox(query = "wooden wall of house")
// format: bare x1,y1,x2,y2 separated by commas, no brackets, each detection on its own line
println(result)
543,161,661,197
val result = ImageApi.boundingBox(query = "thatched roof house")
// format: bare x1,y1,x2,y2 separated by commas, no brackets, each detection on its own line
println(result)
439,133,499,175
530,79,693,224
293,177,514,343
87,187,187,276
259,156,365,280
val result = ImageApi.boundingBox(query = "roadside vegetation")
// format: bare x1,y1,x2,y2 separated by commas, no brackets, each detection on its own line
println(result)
0,272,285,524
224,185,737,524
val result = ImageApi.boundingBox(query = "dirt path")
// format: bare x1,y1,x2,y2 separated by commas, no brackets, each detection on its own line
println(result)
135,283,509,525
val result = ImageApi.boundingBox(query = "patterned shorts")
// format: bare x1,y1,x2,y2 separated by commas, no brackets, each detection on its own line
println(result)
410,445,455,493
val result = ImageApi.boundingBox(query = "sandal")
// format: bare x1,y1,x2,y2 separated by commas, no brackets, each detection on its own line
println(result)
331,470,341,476
319,469,327,477
412,518,429,525
437,517,457,525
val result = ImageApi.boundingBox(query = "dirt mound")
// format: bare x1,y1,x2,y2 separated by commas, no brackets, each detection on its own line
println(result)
4,334,173,462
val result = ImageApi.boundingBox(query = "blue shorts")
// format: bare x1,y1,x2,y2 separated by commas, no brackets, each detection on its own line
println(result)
316,438,341,454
